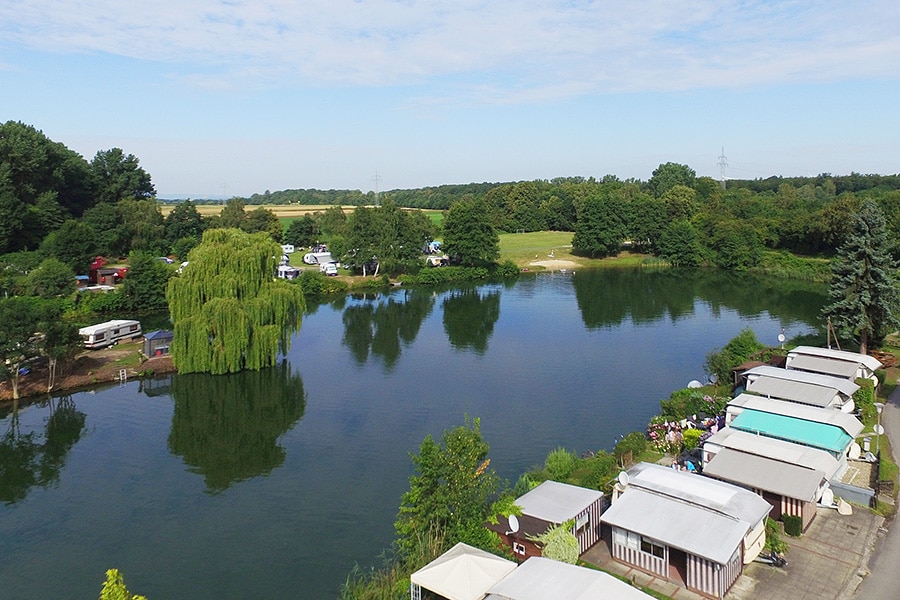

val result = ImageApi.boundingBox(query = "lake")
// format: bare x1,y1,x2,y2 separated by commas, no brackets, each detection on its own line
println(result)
0,268,827,599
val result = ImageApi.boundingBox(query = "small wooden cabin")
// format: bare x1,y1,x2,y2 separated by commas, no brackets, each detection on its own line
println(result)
143,329,174,356
488,480,604,559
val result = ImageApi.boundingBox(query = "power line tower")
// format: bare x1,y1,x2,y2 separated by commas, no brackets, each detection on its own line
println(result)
717,147,728,190
372,171,382,206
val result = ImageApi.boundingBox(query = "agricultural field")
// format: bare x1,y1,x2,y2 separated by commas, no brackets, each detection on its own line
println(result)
158,203,347,218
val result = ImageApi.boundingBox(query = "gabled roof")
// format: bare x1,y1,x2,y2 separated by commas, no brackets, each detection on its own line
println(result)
703,448,824,502
624,462,771,526
483,556,652,600
746,376,843,407
516,480,603,524
601,486,750,564
787,355,859,379
730,410,852,454
601,463,770,564
789,346,883,371
409,542,516,600
728,394,863,438
743,365,859,397
703,428,840,480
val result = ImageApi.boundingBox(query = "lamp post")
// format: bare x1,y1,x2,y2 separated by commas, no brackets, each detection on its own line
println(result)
874,402,885,457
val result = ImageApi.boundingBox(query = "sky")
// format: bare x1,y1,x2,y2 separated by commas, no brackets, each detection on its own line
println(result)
2,1,899,198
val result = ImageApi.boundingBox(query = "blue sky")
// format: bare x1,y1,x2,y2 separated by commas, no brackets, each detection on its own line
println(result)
2,1,899,198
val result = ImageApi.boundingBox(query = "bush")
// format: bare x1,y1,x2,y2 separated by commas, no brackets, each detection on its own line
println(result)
493,260,520,279
705,327,765,386
298,271,348,298
571,452,619,491
782,515,803,537
614,432,647,462
75,289,127,314
659,389,726,421
682,428,703,450
765,518,789,553
545,446,577,481
513,473,537,497
854,378,876,423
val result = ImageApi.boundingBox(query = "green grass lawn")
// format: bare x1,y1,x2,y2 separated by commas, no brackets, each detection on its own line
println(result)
499,231,654,270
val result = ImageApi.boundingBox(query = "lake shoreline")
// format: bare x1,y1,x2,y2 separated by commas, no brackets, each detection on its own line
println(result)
0,350,177,404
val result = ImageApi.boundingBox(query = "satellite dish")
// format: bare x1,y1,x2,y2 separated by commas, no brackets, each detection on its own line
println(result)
848,442,861,460
708,374,718,385
778,333,786,343
874,424,885,435
617,471,630,487
687,380,703,389
507,514,519,534
820,487,834,506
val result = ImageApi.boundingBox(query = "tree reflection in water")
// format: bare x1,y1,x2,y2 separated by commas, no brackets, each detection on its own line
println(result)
341,290,435,370
0,396,86,505
442,287,501,354
167,362,306,493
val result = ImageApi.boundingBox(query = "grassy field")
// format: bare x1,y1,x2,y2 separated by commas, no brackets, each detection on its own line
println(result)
498,231,654,270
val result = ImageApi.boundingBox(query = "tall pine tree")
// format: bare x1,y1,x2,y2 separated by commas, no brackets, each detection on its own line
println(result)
166,228,305,374
822,200,900,354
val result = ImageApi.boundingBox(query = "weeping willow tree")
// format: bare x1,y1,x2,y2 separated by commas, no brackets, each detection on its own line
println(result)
166,228,305,374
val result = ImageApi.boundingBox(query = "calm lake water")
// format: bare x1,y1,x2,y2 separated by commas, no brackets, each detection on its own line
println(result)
0,269,827,599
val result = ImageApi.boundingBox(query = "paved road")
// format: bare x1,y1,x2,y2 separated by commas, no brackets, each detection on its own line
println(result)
852,386,900,599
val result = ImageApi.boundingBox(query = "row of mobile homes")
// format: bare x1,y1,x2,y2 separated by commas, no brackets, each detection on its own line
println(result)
79,320,142,349
488,480,604,560
741,364,858,412
602,462,770,600
409,543,652,600
786,345,882,385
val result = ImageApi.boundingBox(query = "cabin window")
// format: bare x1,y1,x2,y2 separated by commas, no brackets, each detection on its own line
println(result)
129,324,138,332
640,537,665,559
96,332,105,340
575,512,589,532
613,528,640,551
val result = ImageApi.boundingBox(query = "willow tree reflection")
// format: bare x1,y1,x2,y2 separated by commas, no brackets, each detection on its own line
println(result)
341,290,435,370
167,362,306,493
0,396,86,504
442,288,501,354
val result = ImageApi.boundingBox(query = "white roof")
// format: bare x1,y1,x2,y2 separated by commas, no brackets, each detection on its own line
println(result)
703,448,824,502
787,355,859,379
703,428,840,480
624,462,771,526
728,394,863,437
484,556,652,600
789,346,882,371
409,542,516,600
746,376,843,407
516,480,603,524
744,365,859,397
78,319,140,335
602,486,750,564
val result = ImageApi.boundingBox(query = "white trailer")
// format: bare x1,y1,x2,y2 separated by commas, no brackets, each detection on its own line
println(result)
303,251,333,265
79,319,142,349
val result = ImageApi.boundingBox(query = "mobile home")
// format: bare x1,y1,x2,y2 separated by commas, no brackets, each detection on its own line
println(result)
79,319,142,349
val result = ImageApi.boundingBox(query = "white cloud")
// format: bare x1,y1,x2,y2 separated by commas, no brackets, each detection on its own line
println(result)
3,1,899,98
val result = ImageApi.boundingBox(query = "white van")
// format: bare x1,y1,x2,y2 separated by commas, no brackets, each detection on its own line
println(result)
319,262,338,276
